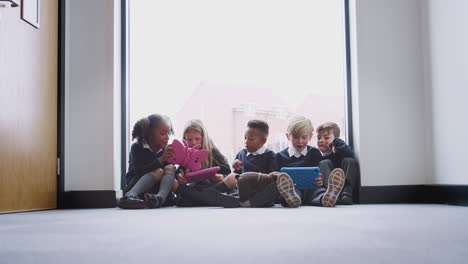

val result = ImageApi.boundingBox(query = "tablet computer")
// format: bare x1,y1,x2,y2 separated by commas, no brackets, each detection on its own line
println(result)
280,167,321,189
185,166,221,183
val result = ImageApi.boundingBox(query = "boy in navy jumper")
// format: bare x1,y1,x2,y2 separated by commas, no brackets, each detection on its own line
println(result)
232,120,276,174
317,122,359,205
276,116,346,207
232,120,297,207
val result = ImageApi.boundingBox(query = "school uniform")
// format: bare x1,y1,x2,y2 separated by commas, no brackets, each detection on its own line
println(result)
276,145,326,206
233,145,280,204
175,148,233,207
211,148,231,176
319,138,359,204
234,145,277,174
124,142,167,195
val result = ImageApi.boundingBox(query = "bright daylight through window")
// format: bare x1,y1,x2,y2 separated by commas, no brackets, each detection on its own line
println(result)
129,0,348,165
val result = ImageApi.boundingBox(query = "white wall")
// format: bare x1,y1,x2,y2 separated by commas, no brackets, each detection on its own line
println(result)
64,0,121,191
350,0,429,186
423,0,468,185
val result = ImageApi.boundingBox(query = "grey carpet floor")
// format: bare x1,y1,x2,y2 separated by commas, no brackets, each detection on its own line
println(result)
1,204,467,264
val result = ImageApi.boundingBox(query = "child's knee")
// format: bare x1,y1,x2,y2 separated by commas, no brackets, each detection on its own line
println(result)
238,171,259,179
342,158,358,167
319,159,333,167
267,171,281,181
150,168,164,180
236,174,253,191
172,179,179,191
164,164,176,175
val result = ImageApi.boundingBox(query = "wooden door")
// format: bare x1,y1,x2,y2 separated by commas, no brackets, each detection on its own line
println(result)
0,0,58,213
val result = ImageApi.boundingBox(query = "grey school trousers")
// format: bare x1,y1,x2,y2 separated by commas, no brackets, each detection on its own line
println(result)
319,158,359,201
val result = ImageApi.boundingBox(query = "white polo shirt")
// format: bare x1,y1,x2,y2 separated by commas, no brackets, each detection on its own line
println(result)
246,145,267,156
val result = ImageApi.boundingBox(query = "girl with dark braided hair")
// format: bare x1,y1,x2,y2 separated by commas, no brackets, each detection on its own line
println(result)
119,114,175,209
119,114,239,209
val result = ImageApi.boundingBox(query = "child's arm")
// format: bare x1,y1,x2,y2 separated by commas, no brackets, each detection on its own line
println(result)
275,150,287,171
232,160,243,174
131,144,168,177
268,152,279,173
309,148,323,166
332,138,354,158
218,161,231,176
212,148,231,176
232,151,243,174
177,169,188,185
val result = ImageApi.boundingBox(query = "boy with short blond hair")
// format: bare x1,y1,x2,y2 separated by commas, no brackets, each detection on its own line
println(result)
276,116,346,207
317,121,358,205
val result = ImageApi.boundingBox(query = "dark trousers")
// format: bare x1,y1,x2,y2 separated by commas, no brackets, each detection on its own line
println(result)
319,158,359,202
237,172,280,202
300,187,327,206
275,187,326,207
175,181,229,207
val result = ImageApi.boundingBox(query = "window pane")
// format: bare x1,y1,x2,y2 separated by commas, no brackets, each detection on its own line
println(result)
129,0,347,164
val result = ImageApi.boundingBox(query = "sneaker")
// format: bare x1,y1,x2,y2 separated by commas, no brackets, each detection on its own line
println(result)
277,173,301,208
322,168,345,207
162,192,177,207
144,193,163,209
118,194,145,209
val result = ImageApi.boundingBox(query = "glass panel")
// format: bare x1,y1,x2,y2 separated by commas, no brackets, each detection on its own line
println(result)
129,0,347,164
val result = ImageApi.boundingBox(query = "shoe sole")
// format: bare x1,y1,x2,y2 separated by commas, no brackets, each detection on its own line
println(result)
118,202,146,209
277,173,301,208
322,168,345,207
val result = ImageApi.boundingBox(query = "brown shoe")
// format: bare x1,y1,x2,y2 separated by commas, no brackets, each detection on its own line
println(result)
277,173,301,208
322,168,345,207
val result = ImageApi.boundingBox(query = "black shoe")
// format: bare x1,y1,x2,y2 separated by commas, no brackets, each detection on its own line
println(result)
162,192,177,207
144,193,163,208
337,194,353,205
118,194,145,209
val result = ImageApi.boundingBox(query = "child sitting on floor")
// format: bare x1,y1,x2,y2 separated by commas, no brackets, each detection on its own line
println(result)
316,122,359,205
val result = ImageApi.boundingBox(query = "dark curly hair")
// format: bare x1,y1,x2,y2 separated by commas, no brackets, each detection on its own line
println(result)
131,114,173,144
247,119,269,137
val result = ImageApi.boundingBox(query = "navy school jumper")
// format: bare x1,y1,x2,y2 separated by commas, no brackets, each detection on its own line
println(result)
234,148,277,174
321,138,355,168
276,145,322,170
125,142,168,192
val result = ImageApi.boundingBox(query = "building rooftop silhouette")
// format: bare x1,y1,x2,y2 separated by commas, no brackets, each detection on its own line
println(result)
176,80,345,164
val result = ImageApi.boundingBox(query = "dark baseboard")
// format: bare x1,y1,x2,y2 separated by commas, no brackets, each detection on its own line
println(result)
60,191,117,209
359,185,427,204
56,185,467,208
423,185,468,206
360,185,468,206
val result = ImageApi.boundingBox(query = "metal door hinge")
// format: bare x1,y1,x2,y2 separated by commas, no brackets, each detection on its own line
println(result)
57,158,61,175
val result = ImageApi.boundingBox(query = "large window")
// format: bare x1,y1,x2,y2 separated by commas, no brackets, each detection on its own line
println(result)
128,0,348,164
